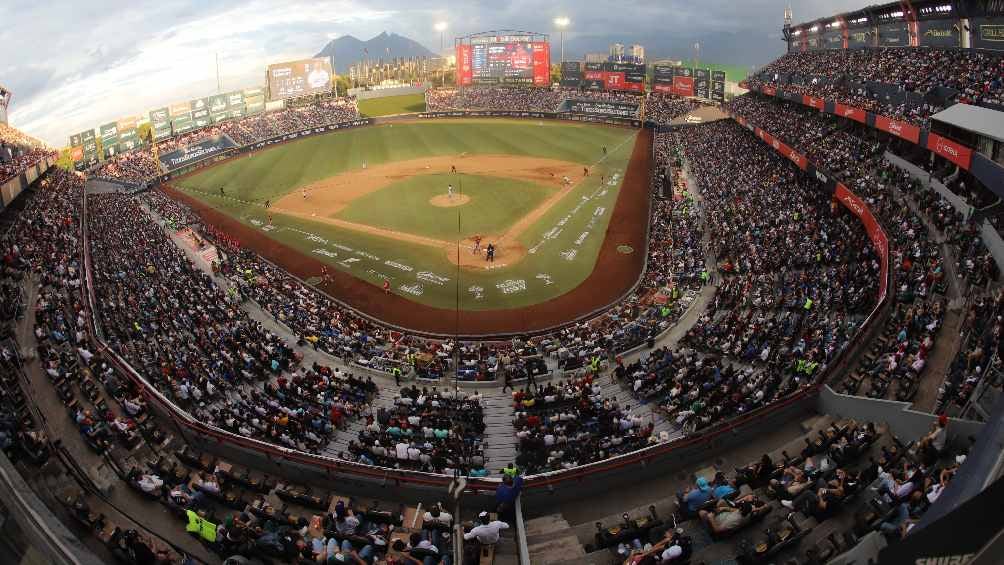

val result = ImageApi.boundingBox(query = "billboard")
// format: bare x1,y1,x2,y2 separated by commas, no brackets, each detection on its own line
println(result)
711,70,726,102
461,40,550,86
671,67,695,97
560,62,583,88
918,20,960,48
99,122,119,158
878,22,908,47
158,135,237,172
244,87,265,115
150,107,172,140
267,58,333,100
972,18,1004,51
694,68,710,99
847,27,873,48
567,100,638,119
605,62,645,92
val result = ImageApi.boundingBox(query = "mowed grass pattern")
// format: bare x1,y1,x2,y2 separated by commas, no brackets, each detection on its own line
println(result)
357,93,426,117
175,120,639,311
335,173,551,241
174,120,628,207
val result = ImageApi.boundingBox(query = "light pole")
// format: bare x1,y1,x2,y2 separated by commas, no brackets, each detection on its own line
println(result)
554,17,570,63
435,22,448,87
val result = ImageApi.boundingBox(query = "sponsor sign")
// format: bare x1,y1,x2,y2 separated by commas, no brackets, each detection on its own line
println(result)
671,74,695,97
694,68,710,99
973,19,1004,50
158,136,237,172
927,132,972,170
833,103,867,123
761,85,777,97
567,100,638,119
69,133,82,147
560,61,583,88
878,22,908,47
918,20,960,48
875,115,920,143
457,44,473,86
835,183,888,300
803,95,825,110
847,27,872,48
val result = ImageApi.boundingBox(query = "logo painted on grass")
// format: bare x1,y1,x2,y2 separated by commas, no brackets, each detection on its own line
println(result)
575,232,590,246
468,286,485,300
385,260,414,273
339,257,360,268
560,249,578,261
536,273,554,286
399,283,424,296
418,272,450,286
617,245,634,254
496,279,527,295
356,251,380,261
312,248,338,258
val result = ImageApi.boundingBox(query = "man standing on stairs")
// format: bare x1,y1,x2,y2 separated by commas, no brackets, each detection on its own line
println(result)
495,470,523,524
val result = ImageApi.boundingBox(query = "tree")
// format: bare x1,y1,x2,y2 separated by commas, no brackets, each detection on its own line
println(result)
137,123,153,144
55,148,75,171
334,75,351,97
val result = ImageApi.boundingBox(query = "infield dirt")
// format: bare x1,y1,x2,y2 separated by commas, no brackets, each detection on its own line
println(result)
166,128,652,336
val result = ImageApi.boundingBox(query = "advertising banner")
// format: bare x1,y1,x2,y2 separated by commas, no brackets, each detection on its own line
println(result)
532,41,550,86
566,100,639,119
653,64,675,85
227,91,245,108
170,102,192,117
711,70,726,103
875,115,920,143
833,103,867,123
822,30,844,49
69,133,82,147
972,18,1004,51
694,68,710,99
70,146,84,161
244,119,374,152
209,94,228,113
457,44,473,86
560,62,583,88
159,135,237,171
172,115,194,134
671,76,694,97
267,58,333,100
847,27,873,48
927,132,973,169
918,20,960,48
804,95,825,110
878,22,908,47
835,182,888,300
761,85,777,97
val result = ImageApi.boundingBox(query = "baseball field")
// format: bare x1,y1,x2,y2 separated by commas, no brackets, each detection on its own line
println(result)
168,118,651,335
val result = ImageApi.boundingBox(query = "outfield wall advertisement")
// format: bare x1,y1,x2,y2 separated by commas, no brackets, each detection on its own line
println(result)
158,136,238,172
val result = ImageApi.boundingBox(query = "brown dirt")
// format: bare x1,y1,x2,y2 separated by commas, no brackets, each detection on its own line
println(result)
271,154,585,269
429,194,470,207
164,128,652,337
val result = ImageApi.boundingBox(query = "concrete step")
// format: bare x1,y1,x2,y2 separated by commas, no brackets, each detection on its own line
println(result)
527,534,587,564
524,513,572,538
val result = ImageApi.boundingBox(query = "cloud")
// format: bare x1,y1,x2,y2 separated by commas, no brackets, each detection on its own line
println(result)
7,0,868,145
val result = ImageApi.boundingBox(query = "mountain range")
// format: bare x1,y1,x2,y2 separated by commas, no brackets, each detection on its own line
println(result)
315,32,437,74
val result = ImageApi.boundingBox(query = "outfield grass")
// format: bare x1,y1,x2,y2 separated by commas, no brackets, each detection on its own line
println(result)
176,120,639,310
336,173,552,241
357,93,426,117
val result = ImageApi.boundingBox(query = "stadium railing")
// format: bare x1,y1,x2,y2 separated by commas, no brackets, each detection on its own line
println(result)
77,115,891,500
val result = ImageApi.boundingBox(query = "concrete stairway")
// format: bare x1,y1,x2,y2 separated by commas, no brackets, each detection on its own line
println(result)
479,388,518,472
323,386,399,458
525,514,588,565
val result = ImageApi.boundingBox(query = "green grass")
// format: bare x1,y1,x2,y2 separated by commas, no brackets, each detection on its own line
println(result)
336,173,552,241
176,120,639,310
357,93,427,117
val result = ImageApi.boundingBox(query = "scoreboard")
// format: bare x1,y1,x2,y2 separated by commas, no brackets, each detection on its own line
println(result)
458,35,550,86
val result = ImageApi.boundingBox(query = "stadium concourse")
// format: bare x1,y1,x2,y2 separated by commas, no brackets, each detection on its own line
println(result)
4,14,1004,565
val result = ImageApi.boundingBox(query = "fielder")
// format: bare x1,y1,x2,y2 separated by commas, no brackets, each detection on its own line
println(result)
472,234,482,255
302,189,308,199
447,184,454,200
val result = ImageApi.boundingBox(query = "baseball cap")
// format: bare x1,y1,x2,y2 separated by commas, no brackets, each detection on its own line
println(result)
938,414,948,426
478,511,490,520
696,477,709,491
662,545,683,559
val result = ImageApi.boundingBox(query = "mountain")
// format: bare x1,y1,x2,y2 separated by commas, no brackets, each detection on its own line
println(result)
315,32,437,74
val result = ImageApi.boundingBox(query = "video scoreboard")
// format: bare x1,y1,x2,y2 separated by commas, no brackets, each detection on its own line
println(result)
458,34,550,86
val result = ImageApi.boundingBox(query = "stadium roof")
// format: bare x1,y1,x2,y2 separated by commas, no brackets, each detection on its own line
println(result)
931,104,1004,143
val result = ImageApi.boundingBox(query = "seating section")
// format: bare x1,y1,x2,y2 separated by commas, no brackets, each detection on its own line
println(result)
746,48,1004,127
0,122,55,183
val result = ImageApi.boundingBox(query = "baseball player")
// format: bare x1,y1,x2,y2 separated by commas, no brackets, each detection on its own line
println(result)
562,175,571,186
264,199,271,208
486,243,495,264
302,188,307,199
583,167,589,177
447,184,454,200
472,234,482,255
383,279,390,294
451,164,457,174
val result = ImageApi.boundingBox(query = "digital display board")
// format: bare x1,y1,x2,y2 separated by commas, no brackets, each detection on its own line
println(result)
458,39,549,86
267,58,333,101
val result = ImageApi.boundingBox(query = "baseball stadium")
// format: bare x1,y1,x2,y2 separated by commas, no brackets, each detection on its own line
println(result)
1,2,1004,565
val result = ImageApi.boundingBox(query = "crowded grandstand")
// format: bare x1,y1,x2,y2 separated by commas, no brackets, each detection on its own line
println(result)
2,1,1004,564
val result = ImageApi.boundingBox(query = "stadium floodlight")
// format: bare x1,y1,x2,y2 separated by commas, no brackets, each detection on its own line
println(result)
435,22,448,86
554,17,570,63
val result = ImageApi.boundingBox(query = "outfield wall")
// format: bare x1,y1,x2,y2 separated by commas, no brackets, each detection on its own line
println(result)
349,84,429,100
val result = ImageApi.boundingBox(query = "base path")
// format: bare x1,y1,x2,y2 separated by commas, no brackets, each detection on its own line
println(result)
165,129,653,337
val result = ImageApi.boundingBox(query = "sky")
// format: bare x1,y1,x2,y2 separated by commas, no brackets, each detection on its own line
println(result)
3,0,866,145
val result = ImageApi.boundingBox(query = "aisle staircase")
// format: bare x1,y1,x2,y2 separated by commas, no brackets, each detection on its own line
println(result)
525,514,588,565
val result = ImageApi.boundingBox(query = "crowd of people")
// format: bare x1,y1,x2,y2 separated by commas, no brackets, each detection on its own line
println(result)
746,47,1004,127
512,373,660,473
92,97,360,183
0,122,55,183
86,193,374,454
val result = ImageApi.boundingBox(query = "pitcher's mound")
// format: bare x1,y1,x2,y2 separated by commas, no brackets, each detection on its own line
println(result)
430,194,471,208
